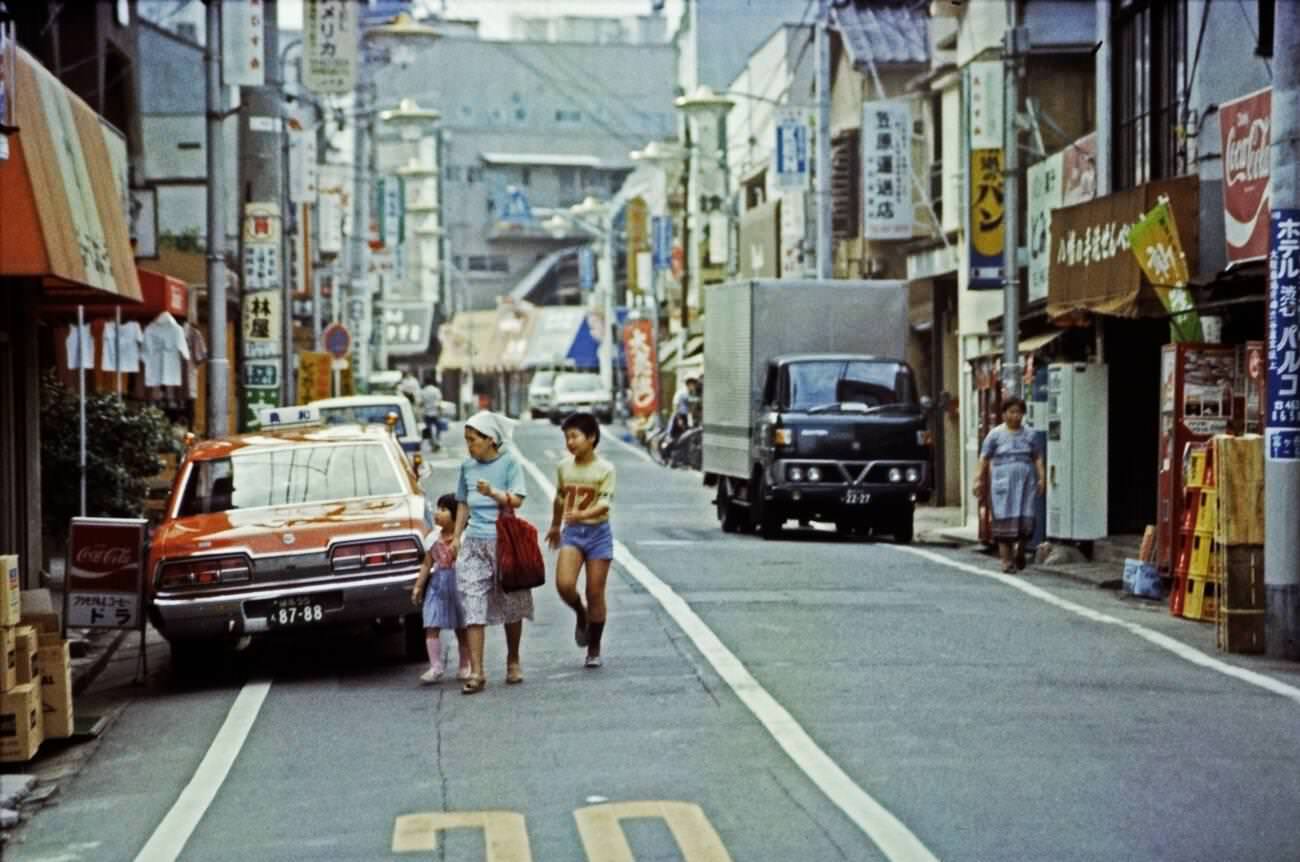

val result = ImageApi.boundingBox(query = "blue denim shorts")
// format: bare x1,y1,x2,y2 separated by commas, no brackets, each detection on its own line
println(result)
561,522,614,561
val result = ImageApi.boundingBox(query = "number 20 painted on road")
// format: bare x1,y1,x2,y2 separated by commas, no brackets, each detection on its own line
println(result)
392,801,731,861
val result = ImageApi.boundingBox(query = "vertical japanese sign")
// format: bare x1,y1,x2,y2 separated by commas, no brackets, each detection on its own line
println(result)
578,247,594,291
1219,87,1271,265
780,190,806,277
303,0,357,95
862,100,912,240
243,292,282,343
287,113,318,204
222,0,266,87
1267,210,1300,461
774,111,808,190
1027,152,1063,303
968,61,1003,150
297,352,333,402
969,149,1004,289
65,518,146,630
626,197,648,295
652,216,673,271
378,176,403,249
622,319,659,419
1129,199,1200,342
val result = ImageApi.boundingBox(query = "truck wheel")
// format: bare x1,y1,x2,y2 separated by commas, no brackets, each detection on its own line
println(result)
893,507,915,544
752,472,782,540
718,481,744,533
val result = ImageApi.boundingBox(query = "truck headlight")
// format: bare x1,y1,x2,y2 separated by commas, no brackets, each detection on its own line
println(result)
787,466,804,482
888,467,903,483
807,467,823,482
905,467,921,483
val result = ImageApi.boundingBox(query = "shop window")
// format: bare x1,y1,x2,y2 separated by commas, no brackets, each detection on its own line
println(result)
1112,0,1188,190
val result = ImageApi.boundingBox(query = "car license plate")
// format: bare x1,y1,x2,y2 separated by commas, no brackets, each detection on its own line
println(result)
266,596,327,628
843,489,871,505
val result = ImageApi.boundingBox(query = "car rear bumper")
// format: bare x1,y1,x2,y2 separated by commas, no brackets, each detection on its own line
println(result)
149,570,419,641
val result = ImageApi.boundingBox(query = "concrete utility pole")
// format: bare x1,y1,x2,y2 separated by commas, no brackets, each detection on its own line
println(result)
1266,0,1300,660
1001,7,1027,398
815,0,832,280
205,0,229,438
237,3,287,410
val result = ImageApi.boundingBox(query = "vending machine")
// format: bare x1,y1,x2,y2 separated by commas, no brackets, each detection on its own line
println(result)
1155,343,1238,572
1046,363,1109,540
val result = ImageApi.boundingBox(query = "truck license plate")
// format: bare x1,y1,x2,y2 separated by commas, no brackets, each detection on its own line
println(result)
842,489,871,505
267,596,326,628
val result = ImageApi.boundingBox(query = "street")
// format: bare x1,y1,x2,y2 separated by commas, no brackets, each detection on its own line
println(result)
6,421,1300,862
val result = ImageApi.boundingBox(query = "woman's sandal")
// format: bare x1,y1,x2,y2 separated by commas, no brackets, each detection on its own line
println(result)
505,663,524,685
461,675,486,695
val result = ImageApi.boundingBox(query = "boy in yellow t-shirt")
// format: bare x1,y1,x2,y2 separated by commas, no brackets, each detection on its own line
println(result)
546,411,616,668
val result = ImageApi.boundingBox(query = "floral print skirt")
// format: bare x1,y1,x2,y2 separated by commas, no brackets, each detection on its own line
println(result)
457,536,534,626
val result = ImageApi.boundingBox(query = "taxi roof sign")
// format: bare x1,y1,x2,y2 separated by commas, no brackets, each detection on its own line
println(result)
257,405,323,429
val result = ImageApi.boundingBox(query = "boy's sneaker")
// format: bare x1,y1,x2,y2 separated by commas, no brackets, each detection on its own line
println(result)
584,655,603,669
419,666,444,685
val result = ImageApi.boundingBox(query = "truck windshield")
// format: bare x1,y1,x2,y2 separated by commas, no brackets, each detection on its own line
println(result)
176,443,405,516
786,361,916,410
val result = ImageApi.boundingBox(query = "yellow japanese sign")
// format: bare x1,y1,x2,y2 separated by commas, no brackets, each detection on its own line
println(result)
626,197,648,296
296,351,333,402
1129,199,1201,341
969,149,1004,288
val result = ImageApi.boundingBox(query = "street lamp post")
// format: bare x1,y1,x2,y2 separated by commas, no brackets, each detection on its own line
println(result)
348,14,439,392
674,85,734,326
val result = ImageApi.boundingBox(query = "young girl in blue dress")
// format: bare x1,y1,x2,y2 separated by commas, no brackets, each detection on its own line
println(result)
411,493,471,684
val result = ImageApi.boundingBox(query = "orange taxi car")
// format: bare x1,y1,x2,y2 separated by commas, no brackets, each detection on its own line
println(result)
146,407,433,665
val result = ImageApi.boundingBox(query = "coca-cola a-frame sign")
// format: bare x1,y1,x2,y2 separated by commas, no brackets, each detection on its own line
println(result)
66,517,147,630
1219,87,1271,264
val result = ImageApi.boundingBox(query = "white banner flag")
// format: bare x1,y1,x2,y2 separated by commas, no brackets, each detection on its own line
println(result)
222,0,266,87
303,0,357,95
1026,151,1063,303
862,100,912,241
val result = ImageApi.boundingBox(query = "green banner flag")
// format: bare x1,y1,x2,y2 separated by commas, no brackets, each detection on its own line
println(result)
1129,199,1201,342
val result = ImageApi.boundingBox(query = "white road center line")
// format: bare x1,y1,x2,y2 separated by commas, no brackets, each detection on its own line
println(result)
892,545,1300,708
134,680,272,862
513,451,940,862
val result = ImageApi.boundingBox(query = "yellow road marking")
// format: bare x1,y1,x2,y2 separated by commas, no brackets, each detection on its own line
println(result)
391,811,531,860
574,801,733,862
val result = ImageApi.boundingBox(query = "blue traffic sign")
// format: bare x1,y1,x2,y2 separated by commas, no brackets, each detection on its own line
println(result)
322,322,352,358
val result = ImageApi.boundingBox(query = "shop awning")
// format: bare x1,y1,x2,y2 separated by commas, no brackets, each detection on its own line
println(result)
521,306,587,370
1046,176,1197,321
0,48,141,304
968,330,1065,361
474,303,536,374
436,310,499,373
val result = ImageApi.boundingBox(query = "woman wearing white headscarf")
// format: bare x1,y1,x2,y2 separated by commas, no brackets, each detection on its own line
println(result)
451,411,532,694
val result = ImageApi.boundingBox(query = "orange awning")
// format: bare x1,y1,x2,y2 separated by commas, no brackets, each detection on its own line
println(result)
0,47,141,304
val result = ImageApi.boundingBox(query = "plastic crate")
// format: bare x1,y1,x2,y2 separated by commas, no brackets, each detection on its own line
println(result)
1183,575,1218,623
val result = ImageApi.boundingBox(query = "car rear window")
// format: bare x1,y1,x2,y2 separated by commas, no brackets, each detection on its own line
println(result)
318,404,408,437
176,444,405,516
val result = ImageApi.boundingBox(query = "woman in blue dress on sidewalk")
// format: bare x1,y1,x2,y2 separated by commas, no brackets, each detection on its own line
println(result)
973,397,1046,573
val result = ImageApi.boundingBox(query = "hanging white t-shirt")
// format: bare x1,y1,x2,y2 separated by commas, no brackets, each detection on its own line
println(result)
65,323,93,370
142,312,191,388
101,320,144,373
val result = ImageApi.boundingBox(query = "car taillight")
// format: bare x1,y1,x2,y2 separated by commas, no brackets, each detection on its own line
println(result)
158,555,251,589
330,537,423,573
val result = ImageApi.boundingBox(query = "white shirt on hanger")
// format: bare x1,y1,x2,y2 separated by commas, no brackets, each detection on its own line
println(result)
102,320,144,373
142,312,191,387
65,323,93,370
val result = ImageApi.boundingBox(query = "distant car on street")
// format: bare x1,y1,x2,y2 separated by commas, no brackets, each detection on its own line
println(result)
549,371,613,423
527,369,558,418
308,394,422,458
146,408,431,671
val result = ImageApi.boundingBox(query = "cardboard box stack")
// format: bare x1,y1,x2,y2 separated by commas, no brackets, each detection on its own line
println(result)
0,556,76,762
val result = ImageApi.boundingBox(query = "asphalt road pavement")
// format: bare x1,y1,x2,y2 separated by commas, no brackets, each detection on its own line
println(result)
9,419,1300,861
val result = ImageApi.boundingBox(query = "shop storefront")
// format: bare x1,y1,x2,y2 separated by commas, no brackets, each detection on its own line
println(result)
0,48,142,587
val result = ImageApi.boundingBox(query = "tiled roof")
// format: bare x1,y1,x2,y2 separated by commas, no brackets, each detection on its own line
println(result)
831,0,929,69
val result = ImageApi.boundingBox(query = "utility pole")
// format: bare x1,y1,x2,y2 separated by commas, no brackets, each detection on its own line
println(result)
815,0,832,280
1266,0,1300,660
1001,7,1027,398
205,0,229,438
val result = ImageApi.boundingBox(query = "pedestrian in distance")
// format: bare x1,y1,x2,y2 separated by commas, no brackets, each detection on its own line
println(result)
452,412,533,694
420,372,443,450
546,411,616,668
398,370,421,409
973,397,1046,573
410,493,472,684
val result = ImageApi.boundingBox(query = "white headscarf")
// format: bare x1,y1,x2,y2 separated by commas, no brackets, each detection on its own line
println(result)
465,411,517,449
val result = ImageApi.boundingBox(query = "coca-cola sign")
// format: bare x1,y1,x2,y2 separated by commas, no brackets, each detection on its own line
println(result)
1219,87,1271,263
66,517,146,629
